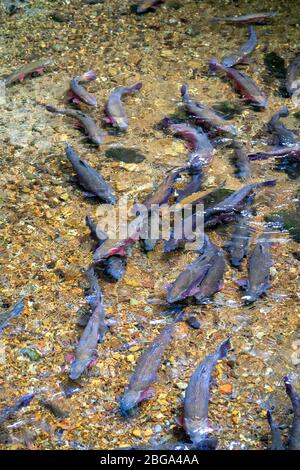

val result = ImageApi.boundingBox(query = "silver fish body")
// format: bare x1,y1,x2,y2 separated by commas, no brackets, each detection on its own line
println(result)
184,339,230,449
65,144,116,204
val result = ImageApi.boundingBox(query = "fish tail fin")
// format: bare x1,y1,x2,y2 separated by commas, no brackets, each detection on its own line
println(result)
127,82,143,94
216,338,231,360
180,83,189,99
260,179,277,188
81,70,97,82
284,376,300,415
267,410,284,450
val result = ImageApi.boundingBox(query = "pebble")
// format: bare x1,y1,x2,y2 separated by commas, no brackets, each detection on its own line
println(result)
176,382,188,390
126,354,135,363
186,316,201,329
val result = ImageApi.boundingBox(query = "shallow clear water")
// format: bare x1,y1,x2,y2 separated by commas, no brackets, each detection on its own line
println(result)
0,0,299,450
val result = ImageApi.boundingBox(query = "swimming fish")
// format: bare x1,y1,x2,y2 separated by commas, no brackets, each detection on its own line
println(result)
194,249,226,304
46,105,104,146
204,180,276,228
176,169,203,203
181,83,237,135
222,26,257,67
225,210,252,269
3,58,53,86
65,144,116,204
184,339,231,450
166,121,214,169
105,82,142,131
231,139,251,179
209,59,268,107
68,70,97,106
69,270,106,380
241,233,273,304
144,167,183,209
93,216,142,263
166,238,218,303
120,319,179,417
267,107,296,147
284,376,300,450
85,211,108,244
248,143,300,161
211,12,277,24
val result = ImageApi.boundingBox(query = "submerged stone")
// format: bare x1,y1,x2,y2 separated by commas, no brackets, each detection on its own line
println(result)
20,347,42,362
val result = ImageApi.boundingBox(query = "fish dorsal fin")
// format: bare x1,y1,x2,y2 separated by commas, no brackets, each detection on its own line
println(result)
79,159,89,169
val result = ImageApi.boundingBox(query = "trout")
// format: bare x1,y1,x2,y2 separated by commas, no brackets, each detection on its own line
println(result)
184,339,231,449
